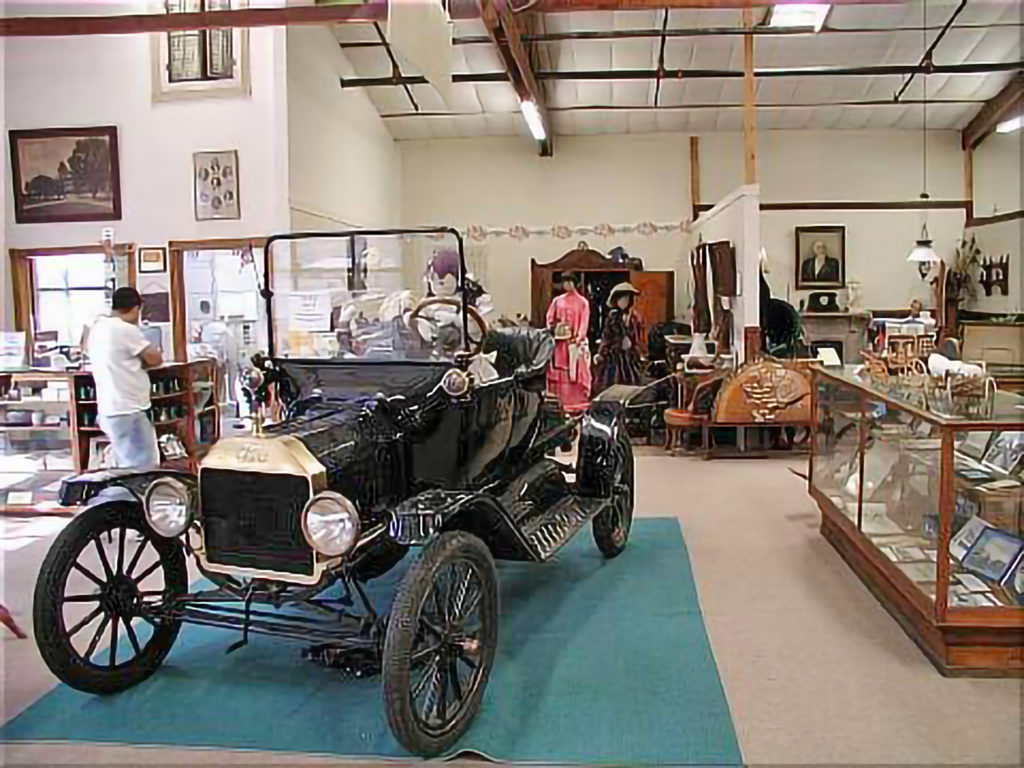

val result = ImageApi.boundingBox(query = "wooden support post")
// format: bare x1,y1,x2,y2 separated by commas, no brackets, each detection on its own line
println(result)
963,144,974,222
742,6,757,185
689,136,701,221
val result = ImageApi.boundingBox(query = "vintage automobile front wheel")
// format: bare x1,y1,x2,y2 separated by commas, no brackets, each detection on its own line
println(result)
33,501,187,694
591,430,635,558
382,531,498,756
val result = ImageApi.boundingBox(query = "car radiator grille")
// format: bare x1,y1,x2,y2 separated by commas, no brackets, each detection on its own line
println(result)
199,469,314,576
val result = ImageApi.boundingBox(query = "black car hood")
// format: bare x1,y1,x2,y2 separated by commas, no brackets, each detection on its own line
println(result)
276,358,450,403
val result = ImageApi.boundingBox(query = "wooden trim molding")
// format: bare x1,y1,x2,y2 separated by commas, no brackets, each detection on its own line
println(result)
168,247,188,363
695,199,971,213
966,209,1024,228
168,237,267,251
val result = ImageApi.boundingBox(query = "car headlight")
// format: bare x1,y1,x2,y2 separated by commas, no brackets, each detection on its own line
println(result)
144,478,193,538
301,491,360,557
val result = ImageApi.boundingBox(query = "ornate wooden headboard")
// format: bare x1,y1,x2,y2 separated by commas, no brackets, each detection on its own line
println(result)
713,359,812,424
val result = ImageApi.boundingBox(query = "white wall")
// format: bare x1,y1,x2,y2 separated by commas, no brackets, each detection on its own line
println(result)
969,131,1022,314
401,130,969,317
692,185,761,358
400,134,692,318
286,25,401,230
3,21,290,251
973,131,1021,217
701,130,967,310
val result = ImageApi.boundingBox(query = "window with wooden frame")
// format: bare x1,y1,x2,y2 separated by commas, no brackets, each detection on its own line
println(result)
152,0,250,101
10,246,136,352
166,0,233,83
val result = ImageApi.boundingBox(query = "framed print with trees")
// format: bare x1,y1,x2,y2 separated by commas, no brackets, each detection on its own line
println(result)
9,126,122,224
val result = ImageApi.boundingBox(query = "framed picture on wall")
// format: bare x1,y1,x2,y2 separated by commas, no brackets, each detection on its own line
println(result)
193,149,240,221
138,246,167,273
8,126,122,224
795,225,846,290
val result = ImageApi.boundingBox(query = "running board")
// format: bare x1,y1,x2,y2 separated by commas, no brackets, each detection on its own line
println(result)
519,496,609,562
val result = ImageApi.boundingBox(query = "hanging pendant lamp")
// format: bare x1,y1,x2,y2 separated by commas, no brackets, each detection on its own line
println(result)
907,0,940,274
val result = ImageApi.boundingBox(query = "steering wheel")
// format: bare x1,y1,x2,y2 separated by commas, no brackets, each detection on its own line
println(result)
407,297,488,357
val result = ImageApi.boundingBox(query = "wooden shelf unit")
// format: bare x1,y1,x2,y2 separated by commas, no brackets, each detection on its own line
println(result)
70,359,220,473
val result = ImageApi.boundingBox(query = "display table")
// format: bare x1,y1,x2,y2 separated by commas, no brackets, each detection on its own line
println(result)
809,365,1024,676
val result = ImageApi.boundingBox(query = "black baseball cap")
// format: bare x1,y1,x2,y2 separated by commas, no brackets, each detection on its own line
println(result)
111,287,143,311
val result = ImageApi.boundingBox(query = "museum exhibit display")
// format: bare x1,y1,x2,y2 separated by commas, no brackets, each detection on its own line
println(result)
544,271,592,411
530,243,674,357
810,364,1024,675
33,229,636,757
593,281,645,393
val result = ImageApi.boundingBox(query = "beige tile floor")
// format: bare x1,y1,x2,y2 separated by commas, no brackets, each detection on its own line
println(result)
2,450,1022,766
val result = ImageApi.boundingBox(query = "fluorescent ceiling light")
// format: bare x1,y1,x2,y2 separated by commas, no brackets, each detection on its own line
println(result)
768,4,831,32
996,114,1023,134
519,100,546,142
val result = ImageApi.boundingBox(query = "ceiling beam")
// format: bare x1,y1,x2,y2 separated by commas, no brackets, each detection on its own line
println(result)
480,0,552,156
0,0,905,37
339,60,1024,88
961,73,1024,149
336,21,1024,48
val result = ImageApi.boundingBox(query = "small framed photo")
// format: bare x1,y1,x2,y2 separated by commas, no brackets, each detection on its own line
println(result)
138,246,167,273
1004,554,1024,605
981,430,1024,476
950,515,992,561
193,149,240,220
795,225,846,290
962,527,1024,583
957,430,992,462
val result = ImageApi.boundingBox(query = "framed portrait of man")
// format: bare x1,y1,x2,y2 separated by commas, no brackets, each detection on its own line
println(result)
795,225,846,290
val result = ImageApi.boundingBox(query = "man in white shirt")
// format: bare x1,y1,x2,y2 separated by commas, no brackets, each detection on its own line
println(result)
87,288,163,469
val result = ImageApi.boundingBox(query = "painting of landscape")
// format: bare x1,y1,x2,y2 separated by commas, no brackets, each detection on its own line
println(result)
9,126,122,223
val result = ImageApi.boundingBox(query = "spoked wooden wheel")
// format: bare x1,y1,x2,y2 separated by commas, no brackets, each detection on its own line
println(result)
383,531,498,756
33,501,187,694
593,430,635,558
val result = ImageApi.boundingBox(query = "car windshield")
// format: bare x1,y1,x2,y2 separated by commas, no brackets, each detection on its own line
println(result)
265,230,485,363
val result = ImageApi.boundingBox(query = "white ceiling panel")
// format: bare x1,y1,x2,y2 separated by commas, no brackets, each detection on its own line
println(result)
575,80,615,106
626,111,659,134
612,80,653,108
612,38,657,69
344,47,392,77
325,7,1019,140
474,82,520,113
484,112,520,136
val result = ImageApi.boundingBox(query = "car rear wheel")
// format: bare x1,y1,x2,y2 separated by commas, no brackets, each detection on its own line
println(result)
592,430,635,558
33,501,187,694
382,531,498,756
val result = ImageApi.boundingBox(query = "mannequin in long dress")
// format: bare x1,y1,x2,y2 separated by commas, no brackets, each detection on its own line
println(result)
594,282,644,392
545,273,591,412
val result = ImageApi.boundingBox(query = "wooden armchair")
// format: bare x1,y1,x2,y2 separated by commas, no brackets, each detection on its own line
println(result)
663,372,724,456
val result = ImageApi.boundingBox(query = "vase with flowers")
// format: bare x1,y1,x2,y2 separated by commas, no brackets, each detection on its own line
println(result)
944,234,982,322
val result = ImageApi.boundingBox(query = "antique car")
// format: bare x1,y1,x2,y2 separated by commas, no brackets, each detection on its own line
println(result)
33,228,634,756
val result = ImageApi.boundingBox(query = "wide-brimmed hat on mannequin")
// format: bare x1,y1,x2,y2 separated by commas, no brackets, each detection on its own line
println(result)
607,282,640,307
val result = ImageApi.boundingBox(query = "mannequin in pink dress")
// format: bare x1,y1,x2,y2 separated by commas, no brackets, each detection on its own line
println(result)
545,273,592,412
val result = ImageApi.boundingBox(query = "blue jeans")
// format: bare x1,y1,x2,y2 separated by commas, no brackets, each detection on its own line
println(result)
98,411,160,470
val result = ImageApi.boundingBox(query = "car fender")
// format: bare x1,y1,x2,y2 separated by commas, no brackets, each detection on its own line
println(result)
577,402,626,498
60,468,196,508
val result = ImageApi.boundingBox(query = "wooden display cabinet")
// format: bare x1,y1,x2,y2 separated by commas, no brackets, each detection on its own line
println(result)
809,365,1024,676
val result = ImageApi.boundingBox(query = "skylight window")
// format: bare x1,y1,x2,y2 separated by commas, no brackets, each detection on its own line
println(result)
768,4,831,32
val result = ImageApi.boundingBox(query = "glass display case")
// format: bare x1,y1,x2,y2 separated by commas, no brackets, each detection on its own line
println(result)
810,365,1024,676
